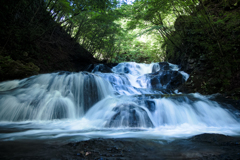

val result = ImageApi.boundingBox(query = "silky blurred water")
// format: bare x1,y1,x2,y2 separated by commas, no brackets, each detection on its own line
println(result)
0,62,239,142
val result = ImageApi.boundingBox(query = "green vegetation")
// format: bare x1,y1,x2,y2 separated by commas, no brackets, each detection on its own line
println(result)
0,55,39,81
113,0,240,96
163,0,240,95
1,0,240,97
0,0,102,81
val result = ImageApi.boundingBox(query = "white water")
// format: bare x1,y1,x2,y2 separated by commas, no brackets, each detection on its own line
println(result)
0,72,113,121
0,62,240,141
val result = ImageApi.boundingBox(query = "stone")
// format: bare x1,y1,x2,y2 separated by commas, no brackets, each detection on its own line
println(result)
145,100,156,112
148,71,185,90
92,64,113,73
105,103,154,128
159,62,170,71
188,58,195,64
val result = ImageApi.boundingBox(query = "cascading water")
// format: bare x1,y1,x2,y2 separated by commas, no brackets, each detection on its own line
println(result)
0,62,239,141
0,72,113,121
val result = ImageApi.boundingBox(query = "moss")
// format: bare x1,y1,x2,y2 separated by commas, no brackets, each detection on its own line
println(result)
0,55,39,81
0,1,98,82
166,1,240,96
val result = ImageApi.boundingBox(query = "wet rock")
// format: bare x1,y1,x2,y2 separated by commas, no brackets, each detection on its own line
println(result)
152,63,160,73
187,63,195,70
144,100,156,112
1,136,240,160
200,55,206,61
105,63,118,69
148,71,185,90
57,71,72,75
82,64,96,72
50,100,69,119
159,62,170,71
190,133,240,146
82,73,101,112
124,67,130,73
76,152,84,157
105,103,154,128
92,64,113,73
152,62,170,73
188,58,195,64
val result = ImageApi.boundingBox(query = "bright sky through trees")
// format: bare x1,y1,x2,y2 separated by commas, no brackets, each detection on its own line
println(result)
120,0,135,5
126,0,134,4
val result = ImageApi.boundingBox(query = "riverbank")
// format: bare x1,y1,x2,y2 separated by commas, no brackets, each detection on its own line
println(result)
0,133,240,160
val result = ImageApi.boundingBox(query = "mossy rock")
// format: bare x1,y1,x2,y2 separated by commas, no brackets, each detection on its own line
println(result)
0,55,39,81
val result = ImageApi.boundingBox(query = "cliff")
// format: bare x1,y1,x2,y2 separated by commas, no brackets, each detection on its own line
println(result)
0,0,98,82
164,0,240,98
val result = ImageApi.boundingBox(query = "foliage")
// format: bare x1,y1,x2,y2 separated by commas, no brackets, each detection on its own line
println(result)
1,0,240,96
44,1,167,63
118,0,240,94
0,0,53,81
0,55,39,81
107,4,166,63
165,0,240,94
110,0,199,63
44,0,121,62
0,0,99,81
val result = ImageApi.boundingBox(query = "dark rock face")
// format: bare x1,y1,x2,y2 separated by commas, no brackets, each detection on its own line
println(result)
165,1,240,96
189,133,240,146
91,64,113,73
83,63,119,73
144,100,156,112
51,100,69,119
105,63,119,69
70,72,105,113
105,103,153,128
159,62,170,71
124,67,130,73
152,62,170,73
0,1,100,82
148,71,185,90
152,63,160,73
82,73,100,112
1,134,240,160
82,63,118,73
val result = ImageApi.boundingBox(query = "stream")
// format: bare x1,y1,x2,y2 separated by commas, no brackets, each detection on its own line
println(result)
0,62,240,159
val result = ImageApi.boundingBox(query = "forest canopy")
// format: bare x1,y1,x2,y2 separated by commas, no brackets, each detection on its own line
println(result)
44,0,185,63
1,0,240,96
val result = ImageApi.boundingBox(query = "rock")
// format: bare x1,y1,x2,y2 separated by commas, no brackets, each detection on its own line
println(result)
187,58,195,64
92,64,113,73
105,63,119,68
200,55,206,61
187,63,195,70
82,64,96,72
159,62,170,71
152,62,171,73
83,63,118,73
1,136,240,160
0,56,40,81
105,103,154,128
148,71,185,90
124,67,130,73
152,63,160,73
144,100,156,112
189,133,240,146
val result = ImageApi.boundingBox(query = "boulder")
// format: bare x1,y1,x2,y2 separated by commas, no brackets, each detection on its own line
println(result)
91,64,113,73
152,63,160,73
105,103,154,128
148,71,185,90
159,62,170,71
145,100,156,112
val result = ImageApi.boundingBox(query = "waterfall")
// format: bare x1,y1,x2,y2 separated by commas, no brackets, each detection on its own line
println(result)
0,62,239,141
0,72,113,121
